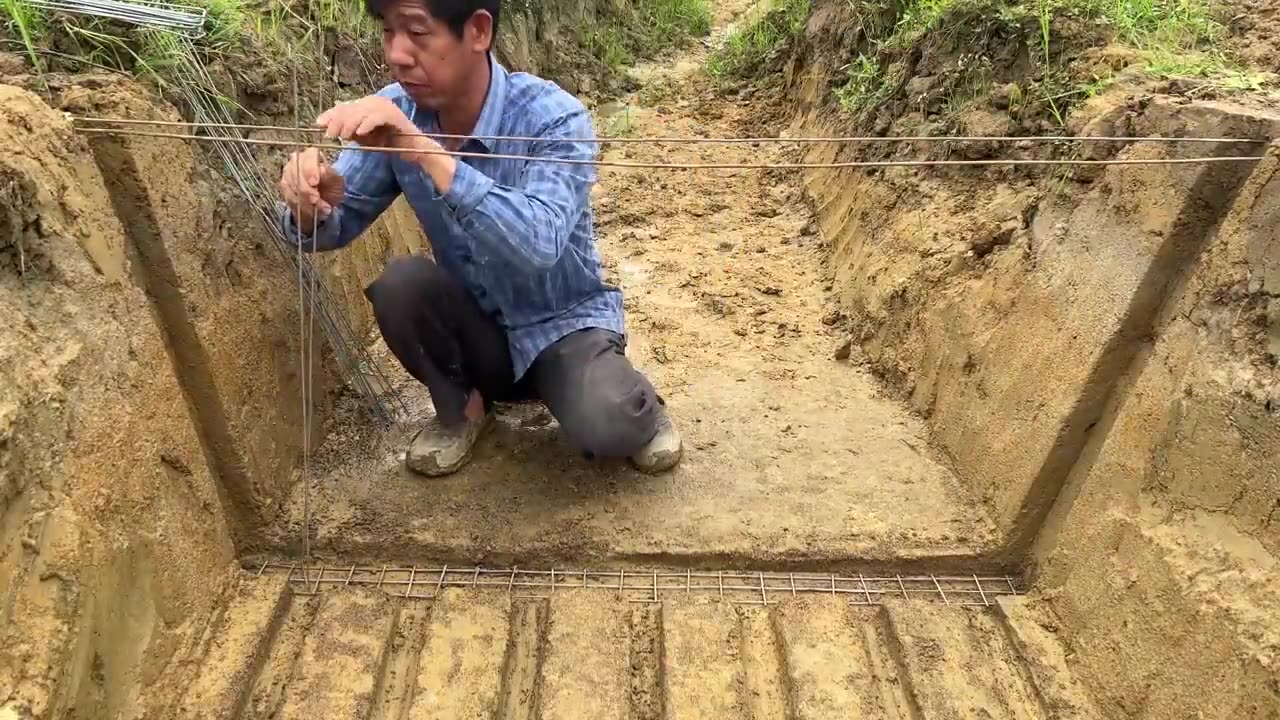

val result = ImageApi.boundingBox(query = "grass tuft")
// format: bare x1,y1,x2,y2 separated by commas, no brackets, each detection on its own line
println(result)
708,0,810,79
579,0,714,71
1,0,47,74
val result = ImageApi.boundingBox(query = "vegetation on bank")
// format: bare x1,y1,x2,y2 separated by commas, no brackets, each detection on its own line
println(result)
1,0,374,88
0,0,710,101
582,0,712,70
710,0,1267,126
707,0,809,78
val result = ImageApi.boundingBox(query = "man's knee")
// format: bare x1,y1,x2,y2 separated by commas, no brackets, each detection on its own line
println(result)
557,379,660,459
364,254,448,311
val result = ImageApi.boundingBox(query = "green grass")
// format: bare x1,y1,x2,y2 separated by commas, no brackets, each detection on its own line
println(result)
881,0,1235,74
579,0,713,70
0,0,377,81
708,0,810,78
640,0,713,48
582,25,634,69
814,0,1261,125
1,0,47,74
834,54,894,112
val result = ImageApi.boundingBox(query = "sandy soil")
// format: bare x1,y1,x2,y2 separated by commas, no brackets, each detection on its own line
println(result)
261,0,1000,570
175,574,1101,720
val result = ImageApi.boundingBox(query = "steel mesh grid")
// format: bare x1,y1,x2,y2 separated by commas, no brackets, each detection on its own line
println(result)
257,562,1020,607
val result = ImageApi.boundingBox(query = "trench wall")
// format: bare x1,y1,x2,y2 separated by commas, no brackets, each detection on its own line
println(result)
785,5,1280,715
0,84,239,719
1028,143,1280,719
0,74,425,717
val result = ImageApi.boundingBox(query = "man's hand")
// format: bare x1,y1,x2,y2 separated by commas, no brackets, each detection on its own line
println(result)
316,95,420,152
316,95,457,192
279,147,345,232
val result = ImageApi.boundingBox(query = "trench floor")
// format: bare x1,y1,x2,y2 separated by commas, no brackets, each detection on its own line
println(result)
265,0,1000,569
174,572,1101,720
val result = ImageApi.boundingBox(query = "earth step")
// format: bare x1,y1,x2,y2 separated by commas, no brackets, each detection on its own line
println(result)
662,595,796,720
883,599,1045,720
540,591,629,720
280,587,401,718
773,599,913,719
407,589,512,719
244,593,322,719
996,597,1103,720
177,573,292,720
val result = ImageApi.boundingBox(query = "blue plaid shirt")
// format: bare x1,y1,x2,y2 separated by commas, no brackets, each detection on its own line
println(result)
279,57,624,379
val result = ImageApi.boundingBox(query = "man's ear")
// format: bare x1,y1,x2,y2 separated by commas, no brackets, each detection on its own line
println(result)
466,10,494,52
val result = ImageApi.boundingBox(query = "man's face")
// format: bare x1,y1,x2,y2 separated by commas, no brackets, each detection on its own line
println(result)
380,0,492,110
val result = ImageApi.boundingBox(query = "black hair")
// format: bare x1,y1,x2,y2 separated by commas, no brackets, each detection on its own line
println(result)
364,0,501,39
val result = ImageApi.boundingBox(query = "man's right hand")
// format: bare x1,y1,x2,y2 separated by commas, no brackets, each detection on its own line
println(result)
279,147,345,231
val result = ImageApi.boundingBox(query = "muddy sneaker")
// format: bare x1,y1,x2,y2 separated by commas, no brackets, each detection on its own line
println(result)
405,411,493,477
630,410,682,474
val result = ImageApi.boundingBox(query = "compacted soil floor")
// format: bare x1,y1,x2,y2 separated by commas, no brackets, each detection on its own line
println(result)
265,0,1001,570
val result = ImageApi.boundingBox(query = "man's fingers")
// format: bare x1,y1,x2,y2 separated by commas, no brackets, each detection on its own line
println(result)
353,115,389,144
302,150,320,187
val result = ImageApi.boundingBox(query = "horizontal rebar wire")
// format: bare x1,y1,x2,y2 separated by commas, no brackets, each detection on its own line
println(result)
72,115,1273,145
74,127,1266,169
255,562,1022,607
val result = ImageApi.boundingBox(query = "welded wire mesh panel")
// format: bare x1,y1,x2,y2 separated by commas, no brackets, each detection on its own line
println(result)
259,562,1022,607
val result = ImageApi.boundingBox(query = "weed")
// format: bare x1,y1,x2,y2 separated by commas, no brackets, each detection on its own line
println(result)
708,0,810,79
834,54,897,113
638,0,713,49
1,0,47,74
942,63,993,113
582,25,633,69
599,105,636,137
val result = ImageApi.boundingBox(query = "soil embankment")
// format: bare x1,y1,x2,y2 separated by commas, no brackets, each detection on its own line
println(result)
0,71,420,719
777,0,1280,715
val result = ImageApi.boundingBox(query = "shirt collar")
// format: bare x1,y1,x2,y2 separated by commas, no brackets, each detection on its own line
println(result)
468,54,507,152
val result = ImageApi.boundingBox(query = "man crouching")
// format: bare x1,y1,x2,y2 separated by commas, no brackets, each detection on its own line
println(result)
276,0,681,475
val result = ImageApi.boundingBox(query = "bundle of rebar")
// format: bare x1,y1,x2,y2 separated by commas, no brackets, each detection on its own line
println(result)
24,0,207,36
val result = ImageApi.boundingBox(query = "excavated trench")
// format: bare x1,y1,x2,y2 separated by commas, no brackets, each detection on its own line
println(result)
4,1,1280,717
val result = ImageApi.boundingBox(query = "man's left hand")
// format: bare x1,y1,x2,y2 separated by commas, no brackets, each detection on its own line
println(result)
316,95,457,192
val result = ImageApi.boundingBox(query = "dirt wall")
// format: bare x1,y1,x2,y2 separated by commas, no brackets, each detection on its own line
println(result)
1028,143,1280,719
0,84,237,719
497,0,615,95
781,2,1280,715
0,71,428,717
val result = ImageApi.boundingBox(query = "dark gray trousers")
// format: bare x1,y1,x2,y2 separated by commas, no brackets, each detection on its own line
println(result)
364,254,662,459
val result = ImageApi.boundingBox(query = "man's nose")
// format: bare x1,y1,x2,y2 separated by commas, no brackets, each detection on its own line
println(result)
385,33,416,69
